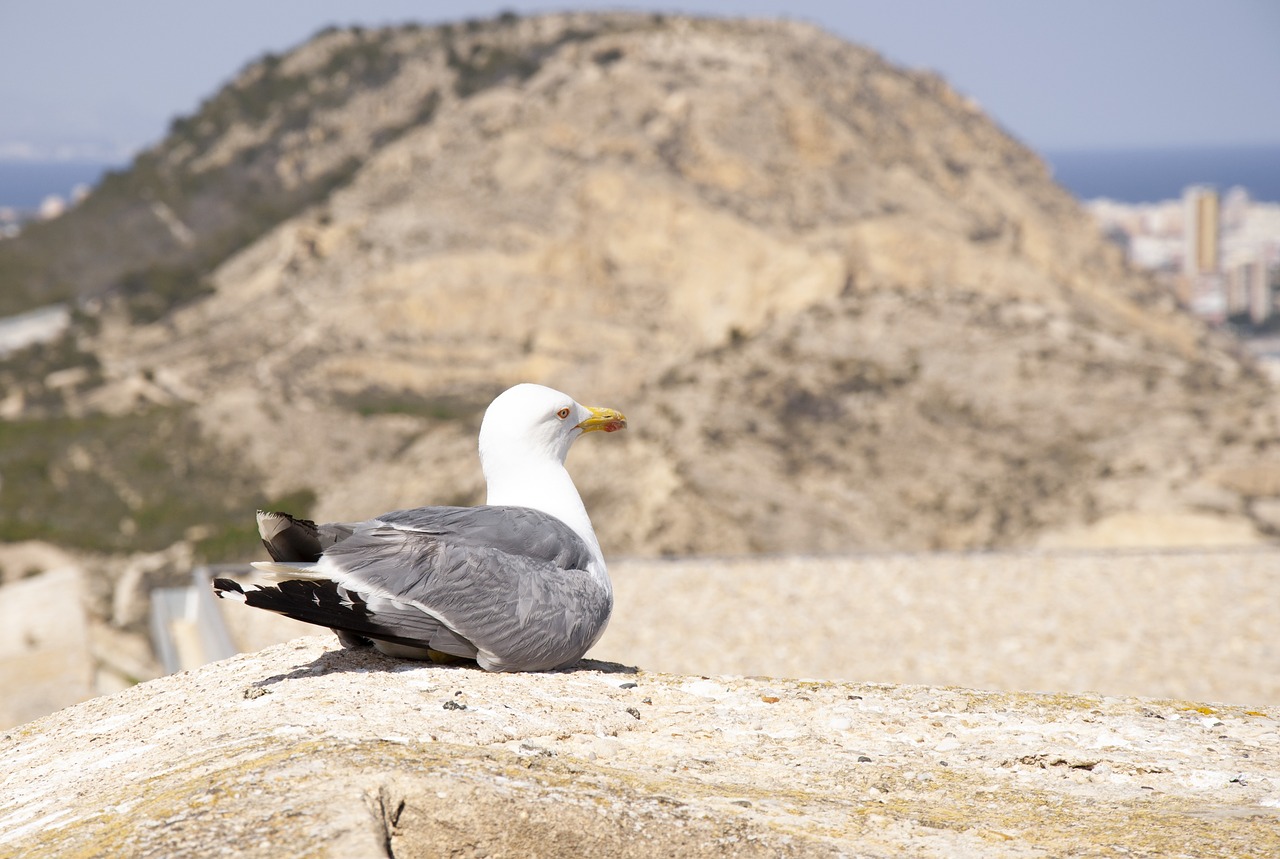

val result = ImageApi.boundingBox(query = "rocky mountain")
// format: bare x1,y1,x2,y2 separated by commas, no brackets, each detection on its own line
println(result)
2,11,1278,560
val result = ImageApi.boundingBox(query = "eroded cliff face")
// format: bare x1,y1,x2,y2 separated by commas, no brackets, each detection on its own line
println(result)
10,11,1280,558
2,639,1277,858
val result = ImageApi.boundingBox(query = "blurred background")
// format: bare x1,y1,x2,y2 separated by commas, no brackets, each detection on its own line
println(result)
0,2,1277,727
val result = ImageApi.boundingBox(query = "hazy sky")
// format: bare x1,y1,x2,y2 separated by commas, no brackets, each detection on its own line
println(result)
1,1,1278,161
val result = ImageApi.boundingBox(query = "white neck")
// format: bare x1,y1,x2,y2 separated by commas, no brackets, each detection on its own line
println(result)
483,456,607,579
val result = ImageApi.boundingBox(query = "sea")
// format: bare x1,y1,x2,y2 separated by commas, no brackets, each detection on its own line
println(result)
0,143,1277,212
0,160,121,212
1043,143,1280,204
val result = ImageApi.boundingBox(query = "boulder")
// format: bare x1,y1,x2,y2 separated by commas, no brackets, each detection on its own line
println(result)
0,567,95,729
1,638,1277,857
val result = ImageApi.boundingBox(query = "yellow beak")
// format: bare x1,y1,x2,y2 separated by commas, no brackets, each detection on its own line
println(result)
576,406,627,434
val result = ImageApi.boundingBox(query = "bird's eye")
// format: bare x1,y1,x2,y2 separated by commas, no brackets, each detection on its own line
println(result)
556,407,571,420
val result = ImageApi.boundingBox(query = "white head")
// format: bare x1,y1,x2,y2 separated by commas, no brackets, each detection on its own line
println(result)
478,383,626,473
479,383,626,587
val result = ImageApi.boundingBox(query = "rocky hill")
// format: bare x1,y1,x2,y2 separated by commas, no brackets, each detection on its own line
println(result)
3,638,1277,858
2,11,1278,559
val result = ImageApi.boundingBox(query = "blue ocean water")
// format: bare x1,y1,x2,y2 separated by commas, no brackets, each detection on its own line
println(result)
0,160,120,210
1044,144,1280,204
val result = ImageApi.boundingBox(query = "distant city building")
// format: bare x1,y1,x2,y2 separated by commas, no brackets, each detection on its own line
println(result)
1086,184,1277,329
1247,255,1273,326
1183,185,1220,277
1227,261,1251,318
1189,274,1227,321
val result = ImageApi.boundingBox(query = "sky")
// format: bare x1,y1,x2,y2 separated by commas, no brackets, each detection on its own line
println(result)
0,0,1278,163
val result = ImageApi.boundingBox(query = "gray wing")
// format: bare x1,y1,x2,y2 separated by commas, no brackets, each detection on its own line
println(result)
376,505,594,571
324,506,610,672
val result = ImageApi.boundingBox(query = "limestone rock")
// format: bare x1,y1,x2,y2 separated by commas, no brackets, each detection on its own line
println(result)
0,540,79,586
1,639,1277,857
1036,510,1265,550
72,13,1277,556
0,567,95,728
5,12,1279,559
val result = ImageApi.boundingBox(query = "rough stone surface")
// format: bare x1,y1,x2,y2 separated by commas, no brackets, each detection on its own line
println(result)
2,638,1278,857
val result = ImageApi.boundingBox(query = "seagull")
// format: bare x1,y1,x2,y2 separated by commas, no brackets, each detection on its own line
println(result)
212,383,627,672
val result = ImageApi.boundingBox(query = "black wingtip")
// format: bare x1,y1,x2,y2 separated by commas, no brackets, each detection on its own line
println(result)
212,577,244,598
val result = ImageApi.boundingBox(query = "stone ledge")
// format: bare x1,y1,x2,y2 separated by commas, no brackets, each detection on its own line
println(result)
1,638,1277,857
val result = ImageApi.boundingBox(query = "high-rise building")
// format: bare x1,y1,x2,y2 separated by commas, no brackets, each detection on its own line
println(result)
1248,255,1273,326
1183,185,1220,277
1227,262,1250,317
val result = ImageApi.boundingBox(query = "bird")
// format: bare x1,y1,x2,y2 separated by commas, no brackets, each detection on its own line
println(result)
212,383,627,672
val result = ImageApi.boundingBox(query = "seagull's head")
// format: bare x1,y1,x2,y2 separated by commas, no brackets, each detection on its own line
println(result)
479,383,627,468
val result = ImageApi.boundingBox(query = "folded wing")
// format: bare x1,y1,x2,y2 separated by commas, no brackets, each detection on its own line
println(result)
217,505,609,672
